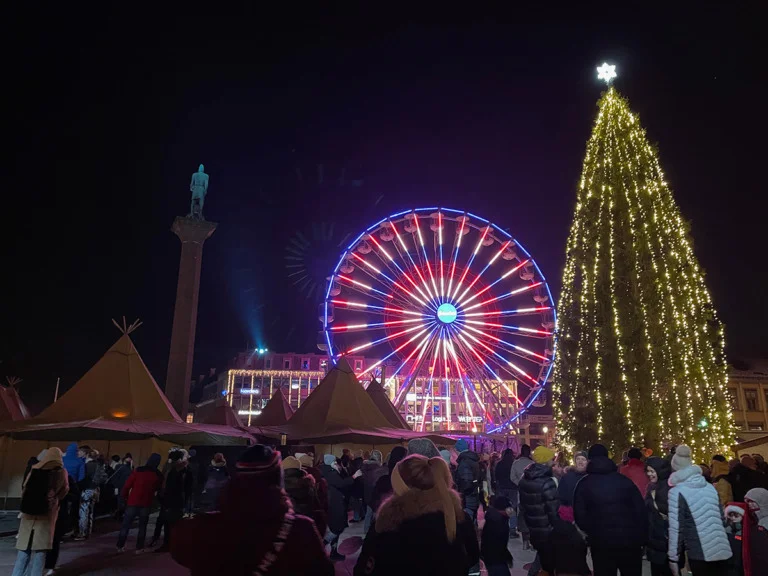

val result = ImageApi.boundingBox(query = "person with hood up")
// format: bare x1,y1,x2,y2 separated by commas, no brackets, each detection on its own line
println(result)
744,488,768,574
518,446,560,575
620,447,650,497
494,448,520,538
171,445,334,575
573,444,646,576
201,453,229,511
510,444,534,548
711,455,734,507
370,446,408,522
354,454,480,576
299,453,328,530
361,450,388,533
454,438,481,522
13,448,69,576
667,445,732,576
117,453,163,552
62,443,85,484
645,457,674,576
321,453,361,560
109,454,133,519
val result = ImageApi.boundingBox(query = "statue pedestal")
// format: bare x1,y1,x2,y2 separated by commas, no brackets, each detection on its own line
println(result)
165,216,217,419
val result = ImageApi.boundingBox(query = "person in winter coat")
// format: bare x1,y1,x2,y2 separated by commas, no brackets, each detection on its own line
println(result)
201,453,229,511
62,443,86,484
518,446,560,575
370,446,408,520
354,454,480,576
13,448,69,576
745,488,768,575
551,506,591,576
109,454,133,518
510,444,534,548
23,451,46,487
667,445,732,576
620,447,650,497
494,449,520,538
481,495,515,576
724,502,747,576
574,443,647,576
361,451,388,532
282,456,319,520
454,439,481,521
116,453,163,552
645,457,674,576
407,437,441,458
558,451,588,509
152,449,194,551
171,445,334,576
321,453,361,560
732,457,766,503
712,456,735,507
76,450,105,540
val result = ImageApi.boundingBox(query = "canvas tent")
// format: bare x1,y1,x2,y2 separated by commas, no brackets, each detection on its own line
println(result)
250,388,294,427
265,359,450,446
201,401,245,428
0,384,30,423
0,330,251,508
365,378,410,430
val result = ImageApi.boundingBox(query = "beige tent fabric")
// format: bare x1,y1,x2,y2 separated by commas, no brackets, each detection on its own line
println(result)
286,358,392,436
366,378,410,430
202,402,244,428
251,389,294,426
0,387,30,423
33,334,182,423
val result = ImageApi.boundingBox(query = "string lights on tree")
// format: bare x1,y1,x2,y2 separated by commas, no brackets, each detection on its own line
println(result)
552,64,733,461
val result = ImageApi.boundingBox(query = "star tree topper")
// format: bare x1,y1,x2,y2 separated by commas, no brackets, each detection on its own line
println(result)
596,62,617,84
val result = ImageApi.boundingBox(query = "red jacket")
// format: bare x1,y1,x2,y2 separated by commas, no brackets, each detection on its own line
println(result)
620,458,649,497
122,467,163,508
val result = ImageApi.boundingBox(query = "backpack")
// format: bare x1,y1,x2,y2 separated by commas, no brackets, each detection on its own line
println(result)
20,469,52,516
92,464,108,486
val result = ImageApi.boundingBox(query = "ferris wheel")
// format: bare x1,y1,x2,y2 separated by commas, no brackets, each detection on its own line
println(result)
319,208,555,434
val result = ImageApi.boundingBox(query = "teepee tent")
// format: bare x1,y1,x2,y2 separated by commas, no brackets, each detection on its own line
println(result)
201,401,244,428
0,378,30,423
251,389,294,427
366,379,409,430
33,331,181,423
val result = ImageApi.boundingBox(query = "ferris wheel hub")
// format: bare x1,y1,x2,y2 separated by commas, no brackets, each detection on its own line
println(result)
436,302,458,324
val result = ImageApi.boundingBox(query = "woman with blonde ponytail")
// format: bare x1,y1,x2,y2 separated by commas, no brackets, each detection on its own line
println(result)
353,455,479,576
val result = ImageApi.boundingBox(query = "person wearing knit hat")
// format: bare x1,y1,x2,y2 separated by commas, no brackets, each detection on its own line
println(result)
666,445,732,575
532,446,555,465
368,445,408,531
573,444,647,576
454,438,469,453
171,444,334,575
407,437,441,458
518,445,560,575
359,450,388,533
199,453,229,513
152,447,194,550
320,452,360,561
354,455,480,575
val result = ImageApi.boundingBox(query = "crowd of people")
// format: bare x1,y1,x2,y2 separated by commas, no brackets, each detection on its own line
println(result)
12,438,768,576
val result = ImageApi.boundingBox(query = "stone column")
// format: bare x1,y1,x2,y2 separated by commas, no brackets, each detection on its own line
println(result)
165,216,217,419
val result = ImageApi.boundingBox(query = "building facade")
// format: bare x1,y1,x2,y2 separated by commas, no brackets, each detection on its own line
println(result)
728,359,768,442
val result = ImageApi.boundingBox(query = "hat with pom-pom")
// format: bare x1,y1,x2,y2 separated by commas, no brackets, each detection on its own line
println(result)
671,444,692,472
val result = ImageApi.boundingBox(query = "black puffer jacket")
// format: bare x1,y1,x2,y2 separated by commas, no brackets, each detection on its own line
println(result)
320,463,355,534
456,451,481,513
284,467,317,519
518,463,560,547
574,455,647,548
645,457,672,564
494,452,515,490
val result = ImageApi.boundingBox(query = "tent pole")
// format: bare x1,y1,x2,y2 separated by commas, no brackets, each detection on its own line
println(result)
53,377,60,403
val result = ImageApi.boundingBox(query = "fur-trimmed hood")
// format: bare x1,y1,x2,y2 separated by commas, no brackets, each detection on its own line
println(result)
376,486,464,534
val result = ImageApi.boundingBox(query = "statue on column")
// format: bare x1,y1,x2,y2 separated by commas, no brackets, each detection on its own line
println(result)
189,164,209,219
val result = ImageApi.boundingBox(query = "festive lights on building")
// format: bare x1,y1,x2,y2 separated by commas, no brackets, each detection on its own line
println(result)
552,78,733,461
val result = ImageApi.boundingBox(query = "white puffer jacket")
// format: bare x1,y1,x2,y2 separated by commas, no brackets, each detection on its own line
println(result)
667,464,732,562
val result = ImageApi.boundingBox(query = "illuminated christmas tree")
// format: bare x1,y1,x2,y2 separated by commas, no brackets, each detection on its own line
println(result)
553,64,733,460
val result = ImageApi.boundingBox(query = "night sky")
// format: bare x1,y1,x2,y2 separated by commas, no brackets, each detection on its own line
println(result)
4,5,765,413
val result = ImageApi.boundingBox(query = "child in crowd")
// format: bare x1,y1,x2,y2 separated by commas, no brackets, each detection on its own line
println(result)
724,502,747,576
481,496,514,576
551,506,590,576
